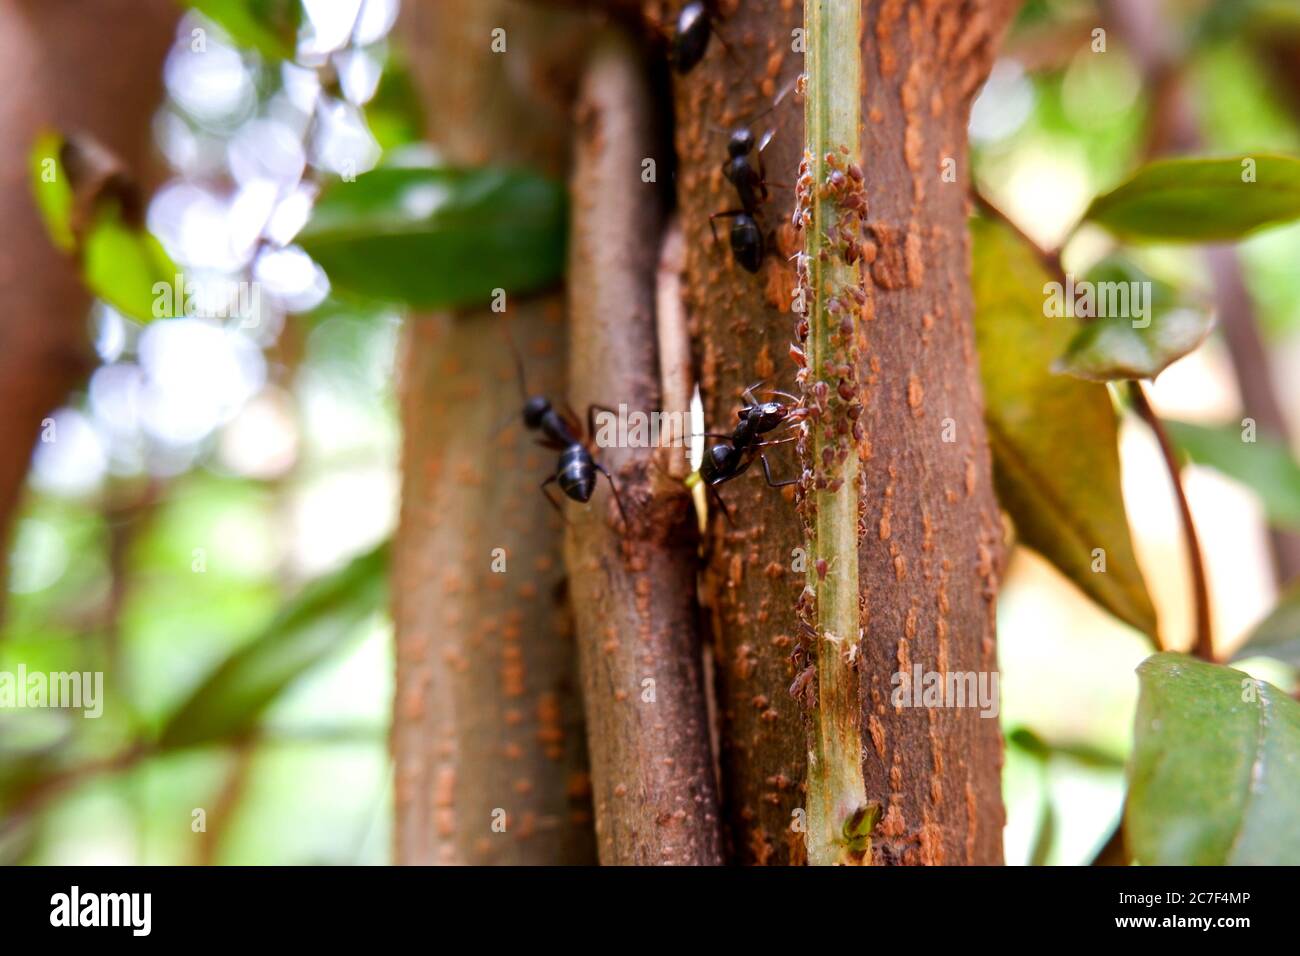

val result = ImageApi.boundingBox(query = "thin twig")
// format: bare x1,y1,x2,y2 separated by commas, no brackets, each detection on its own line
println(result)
1128,381,1214,660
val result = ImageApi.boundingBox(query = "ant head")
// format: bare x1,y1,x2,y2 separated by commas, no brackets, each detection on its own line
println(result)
743,401,787,433
523,396,551,429
728,127,754,157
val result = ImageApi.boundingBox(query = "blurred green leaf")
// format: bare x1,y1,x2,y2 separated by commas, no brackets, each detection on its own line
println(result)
1165,419,1300,529
186,0,302,61
972,217,1158,637
1055,255,1212,382
1007,727,1126,769
1127,652,1300,864
29,131,75,252
364,56,424,152
83,203,182,322
1231,580,1300,667
158,542,389,750
1055,309,1213,382
298,166,567,309
1083,154,1300,241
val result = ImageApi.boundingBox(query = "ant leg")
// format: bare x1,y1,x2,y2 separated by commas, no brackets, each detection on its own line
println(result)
740,380,768,406
711,22,738,64
709,209,744,243
594,463,629,527
539,475,569,523
706,483,734,526
760,453,800,488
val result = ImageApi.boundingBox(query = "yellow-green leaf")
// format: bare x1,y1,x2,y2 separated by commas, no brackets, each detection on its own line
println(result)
972,216,1157,636
29,132,75,253
83,203,183,322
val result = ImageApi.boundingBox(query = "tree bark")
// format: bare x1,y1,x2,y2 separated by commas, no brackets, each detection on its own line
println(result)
564,29,723,864
0,0,178,603
391,0,598,865
672,0,812,868
675,0,1015,865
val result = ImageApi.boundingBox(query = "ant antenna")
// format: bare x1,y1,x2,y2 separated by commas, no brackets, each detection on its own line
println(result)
501,320,531,402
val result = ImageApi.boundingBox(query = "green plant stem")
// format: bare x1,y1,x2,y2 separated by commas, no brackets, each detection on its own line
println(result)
801,0,868,866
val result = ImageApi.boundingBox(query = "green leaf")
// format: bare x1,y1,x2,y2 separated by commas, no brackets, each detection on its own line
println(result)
1232,581,1300,667
1055,309,1213,382
1007,727,1126,769
972,217,1158,636
185,0,302,61
1165,419,1300,530
1083,154,1300,242
1127,652,1300,864
297,165,567,309
1053,255,1212,381
364,56,424,152
83,203,183,322
157,542,389,749
29,132,75,252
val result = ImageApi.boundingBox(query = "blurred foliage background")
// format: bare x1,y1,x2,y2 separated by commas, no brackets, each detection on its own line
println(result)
3,0,1299,864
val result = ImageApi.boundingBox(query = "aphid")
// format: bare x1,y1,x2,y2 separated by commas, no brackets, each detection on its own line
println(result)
505,335,627,525
696,382,807,522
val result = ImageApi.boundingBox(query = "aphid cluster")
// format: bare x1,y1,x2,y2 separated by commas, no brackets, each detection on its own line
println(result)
696,382,807,522
790,147,868,495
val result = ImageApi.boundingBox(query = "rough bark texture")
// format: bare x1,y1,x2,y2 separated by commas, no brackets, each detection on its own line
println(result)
675,0,1014,865
851,0,1014,867
564,30,723,864
0,0,178,599
391,0,598,865
672,0,812,868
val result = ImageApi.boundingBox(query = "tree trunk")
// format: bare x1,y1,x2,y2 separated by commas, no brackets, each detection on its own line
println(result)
391,0,597,865
0,0,178,603
675,0,1016,864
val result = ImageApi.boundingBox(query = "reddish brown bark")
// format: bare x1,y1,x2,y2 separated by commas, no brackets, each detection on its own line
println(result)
564,29,723,864
672,0,811,868
391,0,597,865
0,0,178,600
674,0,1015,864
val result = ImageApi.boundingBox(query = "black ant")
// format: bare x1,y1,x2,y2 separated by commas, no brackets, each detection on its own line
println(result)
708,80,797,272
709,127,774,274
671,2,730,74
505,339,627,526
697,382,806,522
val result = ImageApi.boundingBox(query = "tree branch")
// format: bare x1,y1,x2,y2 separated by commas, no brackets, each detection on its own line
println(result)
563,28,723,865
